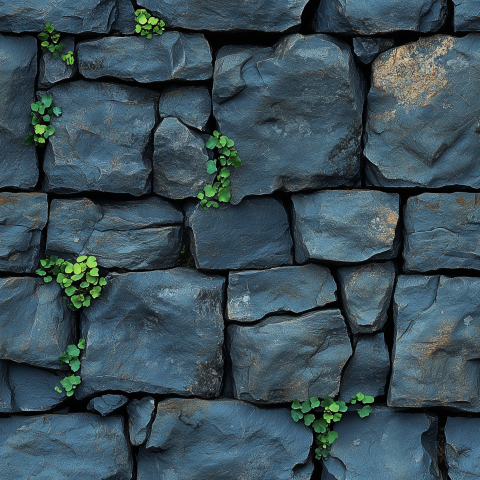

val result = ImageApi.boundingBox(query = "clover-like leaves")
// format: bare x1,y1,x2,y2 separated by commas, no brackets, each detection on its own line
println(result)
37,22,74,64
55,339,86,397
135,9,165,38
24,94,62,147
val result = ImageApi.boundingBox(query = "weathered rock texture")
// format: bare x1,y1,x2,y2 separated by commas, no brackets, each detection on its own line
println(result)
213,35,365,204
127,397,156,446
454,0,480,31
353,37,395,64
38,36,77,89
88,394,128,416
112,0,135,34
0,362,11,412
137,399,314,479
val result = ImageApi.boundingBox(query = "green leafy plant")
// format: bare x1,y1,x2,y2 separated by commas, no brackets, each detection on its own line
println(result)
135,9,165,38
197,131,242,209
62,50,74,65
37,22,74,65
55,339,86,396
24,94,62,147
291,393,374,460
36,255,107,311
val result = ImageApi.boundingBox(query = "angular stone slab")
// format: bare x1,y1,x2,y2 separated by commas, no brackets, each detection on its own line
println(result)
185,197,293,270
127,396,156,446
0,278,76,369
46,196,183,271
365,35,480,189
227,264,337,322
78,269,225,398
88,394,128,416
0,36,38,189
0,362,12,413
0,193,48,273
153,118,214,199
113,0,135,34
213,35,364,204
353,37,394,64
322,407,441,480
138,0,309,32
454,0,480,31
0,414,133,479
292,190,400,264
44,80,156,195
38,37,78,89
77,34,212,83
228,310,352,403
389,275,480,411
338,262,395,334
138,399,313,479
313,0,446,34
404,192,480,273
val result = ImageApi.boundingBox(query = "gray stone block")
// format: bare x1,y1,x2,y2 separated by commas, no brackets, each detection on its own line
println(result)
353,37,394,64
454,0,480,31
87,394,128,416
0,362,12,413
127,396,156,446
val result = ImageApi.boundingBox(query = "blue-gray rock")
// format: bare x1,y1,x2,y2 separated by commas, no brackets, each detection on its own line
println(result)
313,0,446,34
46,196,183,271
213,35,364,204
0,278,76,369
353,37,394,64
77,34,212,83
292,190,400,264
88,394,129,416
138,399,313,480
127,396,156,446
227,310,352,403
389,275,480,411
158,86,211,131
339,334,390,401
44,80,156,195
454,0,480,31
112,0,135,34
185,197,293,270
137,0,309,32
365,35,480,189
404,192,480,273
445,416,480,480
0,192,48,273
322,406,441,480
338,262,396,334
0,36,38,189
0,413,133,479
77,268,225,398
0,362,12,413
153,118,214,199
227,264,337,322
38,37,78,89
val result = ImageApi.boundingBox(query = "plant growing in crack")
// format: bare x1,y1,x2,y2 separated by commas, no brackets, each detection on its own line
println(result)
55,339,85,396
135,9,165,38
37,22,74,64
24,94,62,147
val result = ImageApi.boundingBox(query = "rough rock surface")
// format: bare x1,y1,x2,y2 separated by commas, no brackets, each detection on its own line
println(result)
389,275,480,411
185,197,293,270
338,262,395,334
38,37,77,89
0,362,12,412
213,35,365,204
0,278,76,369
46,197,183,270
0,414,133,479
112,0,135,34
365,35,480,189
227,310,352,403
322,407,441,479
0,192,48,273
454,0,480,31
404,192,480,273
153,118,213,199
353,37,395,64
227,264,337,322
44,80,157,195
77,35,212,83
137,399,313,479
78,269,225,398
88,394,129,416
127,397,156,446
292,190,400,264
0,36,38,189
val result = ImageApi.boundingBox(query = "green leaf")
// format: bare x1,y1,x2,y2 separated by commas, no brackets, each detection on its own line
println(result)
206,136,217,149
53,106,62,117
204,185,217,198
138,13,147,24
31,103,39,112
310,397,320,408
304,414,315,426
66,390,74,397
36,269,46,276
218,168,230,179
291,399,302,410
44,276,52,283
76,256,87,262
86,273,97,284
148,16,159,25
83,295,91,307
70,358,81,372
321,397,334,408
329,403,340,413
89,268,99,277
44,125,55,139
60,377,73,391
67,344,80,356
326,431,339,444
59,352,71,364
86,256,97,268
291,410,303,422
226,138,235,147
80,281,89,288
213,130,220,138
355,393,365,401
301,400,312,414
135,24,142,33
24,133,34,145
219,136,227,147
206,160,217,174
73,263,81,275
71,273,84,281
324,413,333,423
42,94,53,108
78,339,86,349
197,192,205,200
99,277,107,286
43,115,50,122
333,413,342,422
34,124,46,135
362,396,375,404
64,263,74,274
358,405,372,418
55,386,62,394
312,419,328,433
337,401,348,412
63,279,73,287
217,188,231,203
64,286,76,297
71,295,83,309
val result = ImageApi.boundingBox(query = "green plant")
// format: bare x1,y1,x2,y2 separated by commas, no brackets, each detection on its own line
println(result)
62,50,74,65
24,94,62,147
55,339,85,396
38,22,75,65
291,393,374,460
135,9,165,38
36,255,107,311
197,131,242,209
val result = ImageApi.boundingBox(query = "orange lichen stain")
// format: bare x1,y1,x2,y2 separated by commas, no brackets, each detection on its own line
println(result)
0,195,18,205
371,209,399,244
422,203,440,210
457,196,466,205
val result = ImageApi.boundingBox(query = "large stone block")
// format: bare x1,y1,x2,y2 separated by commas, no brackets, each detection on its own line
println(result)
213,35,364,204
227,264,337,322
185,197,293,270
38,37,77,89
292,190,400,264
0,414,133,479
227,310,352,403
46,197,183,271
0,192,48,273
365,35,480,189
0,278,76,369
137,399,313,479
77,34,212,83
112,0,135,34
78,269,225,398
389,275,480,411
0,36,38,189
454,0,480,31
